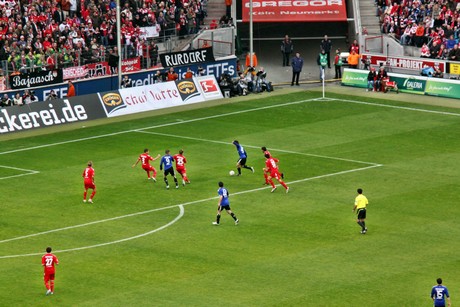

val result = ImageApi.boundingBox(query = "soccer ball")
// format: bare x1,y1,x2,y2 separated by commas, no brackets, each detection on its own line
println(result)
229,170,235,176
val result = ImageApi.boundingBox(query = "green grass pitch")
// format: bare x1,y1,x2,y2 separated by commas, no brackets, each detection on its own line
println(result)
1,89,460,306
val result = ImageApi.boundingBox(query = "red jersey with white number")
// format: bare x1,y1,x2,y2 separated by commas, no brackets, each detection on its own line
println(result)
82,166,95,185
173,154,187,171
265,157,280,173
42,253,59,274
138,153,154,168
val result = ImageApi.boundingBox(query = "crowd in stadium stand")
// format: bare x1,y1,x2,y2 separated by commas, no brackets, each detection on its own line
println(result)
0,0,215,77
378,0,460,60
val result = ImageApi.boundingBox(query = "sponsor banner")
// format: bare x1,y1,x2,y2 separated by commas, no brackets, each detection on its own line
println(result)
0,94,106,134
175,79,203,103
99,77,225,118
3,57,237,102
341,69,368,88
342,69,428,93
194,75,223,100
101,81,205,117
9,70,63,90
447,62,460,75
160,48,215,68
387,74,426,94
362,54,446,73
241,0,347,22
425,78,460,99
130,58,237,88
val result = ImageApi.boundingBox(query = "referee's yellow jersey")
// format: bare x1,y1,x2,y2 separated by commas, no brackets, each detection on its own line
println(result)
355,194,368,209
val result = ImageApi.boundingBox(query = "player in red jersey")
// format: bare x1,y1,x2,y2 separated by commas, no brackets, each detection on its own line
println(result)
261,146,284,185
173,149,190,186
42,246,59,296
132,148,161,181
264,153,289,193
83,161,96,203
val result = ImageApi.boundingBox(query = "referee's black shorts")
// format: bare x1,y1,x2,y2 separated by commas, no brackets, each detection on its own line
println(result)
357,208,366,219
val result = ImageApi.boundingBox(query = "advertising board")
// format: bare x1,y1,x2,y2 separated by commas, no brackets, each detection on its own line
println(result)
7,57,237,102
241,0,348,22
0,94,106,134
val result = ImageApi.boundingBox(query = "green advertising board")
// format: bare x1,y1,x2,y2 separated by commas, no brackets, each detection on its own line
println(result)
390,75,426,94
341,69,368,88
342,69,460,100
425,79,460,99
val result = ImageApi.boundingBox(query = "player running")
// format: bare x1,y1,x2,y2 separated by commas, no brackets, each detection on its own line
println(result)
173,149,190,186
160,149,179,189
232,140,254,176
261,146,283,185
132,148,161,181
212,181,239,226
264,153,289,193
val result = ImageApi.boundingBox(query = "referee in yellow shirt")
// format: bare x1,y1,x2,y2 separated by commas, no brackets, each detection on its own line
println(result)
353,188,369,234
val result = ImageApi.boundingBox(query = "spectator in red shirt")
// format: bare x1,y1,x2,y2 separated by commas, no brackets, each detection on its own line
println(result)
167,67,178,81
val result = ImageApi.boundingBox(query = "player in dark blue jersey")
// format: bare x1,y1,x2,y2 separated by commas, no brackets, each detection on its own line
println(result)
431,278,451,307
232,140,254,176
213,181,239,226
160,149,179,189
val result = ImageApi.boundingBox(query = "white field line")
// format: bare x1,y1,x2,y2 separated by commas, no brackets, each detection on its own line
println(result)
0,205,184,259
0,165,40,180
135,130,381,166
6,95,450,257
319,97,460,117
0,98,315,156
0,164,381,259
2,95,457,156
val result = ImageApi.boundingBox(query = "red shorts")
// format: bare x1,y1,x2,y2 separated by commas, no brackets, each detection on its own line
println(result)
44,272,55,282
270,170,282,180
84,182,95,190
142,165,155,172
176,167,186,175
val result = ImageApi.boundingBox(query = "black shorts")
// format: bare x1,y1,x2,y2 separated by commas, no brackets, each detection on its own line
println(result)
219,205,231,211
164,168,175,177
237,158,247,166
357,208,366,219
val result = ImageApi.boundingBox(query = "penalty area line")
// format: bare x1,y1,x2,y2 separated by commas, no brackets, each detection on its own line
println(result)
0,205,184,259
135,130,381,166
0,163,381,258
0,165,40,180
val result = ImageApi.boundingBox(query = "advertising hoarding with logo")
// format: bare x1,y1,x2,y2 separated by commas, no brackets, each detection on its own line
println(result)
0,94,106,134
387,74,426,94
342,69,428,93
341,69,368,88
342,68,460,100
195,76,224,100
425,78,460,99
241,0,348,22
9,70,63,89
99,76,223,118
